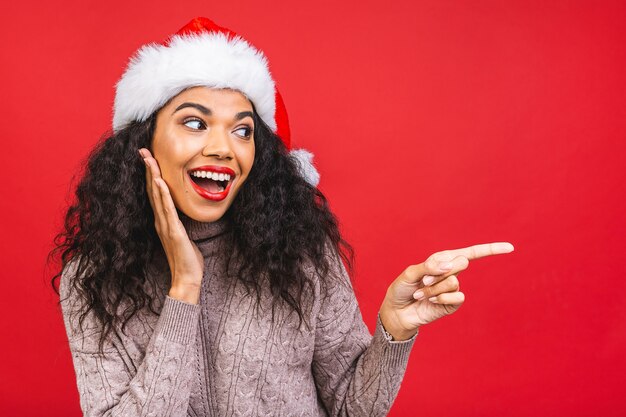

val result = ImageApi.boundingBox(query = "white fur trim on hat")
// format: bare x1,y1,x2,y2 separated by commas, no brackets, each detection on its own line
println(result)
113,32,276,132
290,149,320,187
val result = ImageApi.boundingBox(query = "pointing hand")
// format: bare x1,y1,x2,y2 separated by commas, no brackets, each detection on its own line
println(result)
379,242,515,340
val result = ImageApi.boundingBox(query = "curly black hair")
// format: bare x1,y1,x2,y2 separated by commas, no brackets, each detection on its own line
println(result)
47,102,355,354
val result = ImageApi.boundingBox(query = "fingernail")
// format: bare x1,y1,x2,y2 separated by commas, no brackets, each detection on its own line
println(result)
414,290,424,300
439,262,453,271
422,275,435,286
428,296,438,303
138,149,144,158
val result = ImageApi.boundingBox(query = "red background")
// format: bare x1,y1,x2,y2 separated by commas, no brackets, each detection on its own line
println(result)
1,0,625,416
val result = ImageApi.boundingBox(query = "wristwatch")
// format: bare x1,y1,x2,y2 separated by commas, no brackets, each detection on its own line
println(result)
378,313,395,341
378,313,419,342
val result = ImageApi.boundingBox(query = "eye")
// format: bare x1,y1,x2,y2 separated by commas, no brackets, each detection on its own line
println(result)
234,126,253,139
183,117,205,130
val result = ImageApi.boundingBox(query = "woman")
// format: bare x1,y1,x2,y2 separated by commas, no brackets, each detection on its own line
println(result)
49,17,513,416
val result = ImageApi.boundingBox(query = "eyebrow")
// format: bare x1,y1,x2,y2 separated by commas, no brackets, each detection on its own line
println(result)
172,102,254,121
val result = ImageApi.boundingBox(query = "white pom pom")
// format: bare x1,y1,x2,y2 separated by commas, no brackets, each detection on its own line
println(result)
290,148,320,187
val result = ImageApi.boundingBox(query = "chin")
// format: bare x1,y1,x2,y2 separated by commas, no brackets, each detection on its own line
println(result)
184,206,228,223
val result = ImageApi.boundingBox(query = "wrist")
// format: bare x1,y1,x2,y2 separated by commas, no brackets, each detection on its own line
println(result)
168,283,201,305
379,302,419,341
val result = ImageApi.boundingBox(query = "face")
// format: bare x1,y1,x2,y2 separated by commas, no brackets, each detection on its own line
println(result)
151,86,255,222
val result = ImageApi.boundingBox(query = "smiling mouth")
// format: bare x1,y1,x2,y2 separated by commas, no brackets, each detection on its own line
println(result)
189,171,232,193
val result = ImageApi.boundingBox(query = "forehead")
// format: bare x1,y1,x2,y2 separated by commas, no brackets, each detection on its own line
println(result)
167,86,253,111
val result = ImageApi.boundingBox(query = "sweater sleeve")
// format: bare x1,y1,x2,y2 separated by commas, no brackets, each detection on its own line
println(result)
59,259,201,417
311,247,417,417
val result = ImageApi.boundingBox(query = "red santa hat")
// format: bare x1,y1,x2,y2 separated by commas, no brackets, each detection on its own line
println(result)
112,17,320,187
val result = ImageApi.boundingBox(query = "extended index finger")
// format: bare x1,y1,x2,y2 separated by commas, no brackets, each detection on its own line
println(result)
445,242,514,261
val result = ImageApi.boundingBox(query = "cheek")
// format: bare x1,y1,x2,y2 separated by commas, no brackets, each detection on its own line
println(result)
153,139,190,181
233,142,255,178
244,143,256,173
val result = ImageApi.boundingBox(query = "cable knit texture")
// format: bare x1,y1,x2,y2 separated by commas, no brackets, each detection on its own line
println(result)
60,215,417,416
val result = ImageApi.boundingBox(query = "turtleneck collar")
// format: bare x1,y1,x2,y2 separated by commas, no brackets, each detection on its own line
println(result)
179,212,230,242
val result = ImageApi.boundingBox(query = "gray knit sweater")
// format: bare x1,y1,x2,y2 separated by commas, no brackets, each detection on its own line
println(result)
60,215,416,416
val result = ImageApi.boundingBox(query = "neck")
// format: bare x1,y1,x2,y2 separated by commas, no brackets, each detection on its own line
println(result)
179,211,230,241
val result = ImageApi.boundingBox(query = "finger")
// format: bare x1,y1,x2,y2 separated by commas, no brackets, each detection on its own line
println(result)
155,178,182,232
144,158,159,209
144,159,156,211
140,149,156,210
441,242,514,261
150,172,167,231
141,149,167,229
143,150,164,182
402,257,455,285
414,274,460,300
428,291,465,305
421,255,469,287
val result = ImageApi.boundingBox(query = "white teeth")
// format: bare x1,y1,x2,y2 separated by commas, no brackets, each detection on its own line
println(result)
190,171,233,182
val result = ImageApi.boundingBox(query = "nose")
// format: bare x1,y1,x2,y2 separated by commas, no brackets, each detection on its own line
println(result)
202,127,234,160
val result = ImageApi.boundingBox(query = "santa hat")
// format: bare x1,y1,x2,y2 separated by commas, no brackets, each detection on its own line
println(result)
112,17,320,187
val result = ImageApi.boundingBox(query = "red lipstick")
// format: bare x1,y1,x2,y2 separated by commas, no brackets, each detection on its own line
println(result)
188,166,236,202
189,165,236,176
